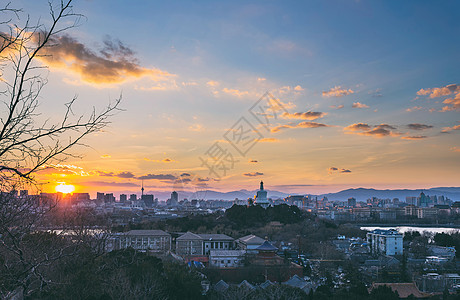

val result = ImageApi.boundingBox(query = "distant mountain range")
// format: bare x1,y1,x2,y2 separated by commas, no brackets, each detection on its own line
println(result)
317,187,460,202
146,187,460,202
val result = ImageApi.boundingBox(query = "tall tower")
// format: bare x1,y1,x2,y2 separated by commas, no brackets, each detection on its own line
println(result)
260,181,264,191
141,180,144,197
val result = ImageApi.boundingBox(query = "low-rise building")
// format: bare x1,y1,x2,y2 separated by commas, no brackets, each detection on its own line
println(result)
176,232,234,256
115,230,171,252
367,229,403,256
235,234,265,253
209,250,246,268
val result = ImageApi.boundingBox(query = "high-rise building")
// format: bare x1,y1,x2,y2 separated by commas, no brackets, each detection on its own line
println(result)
348,197,356,207
142,194,154,207
96,192,104,202
129,194,137,202
169,191,178,207
120,194,127,203
104,193,115,203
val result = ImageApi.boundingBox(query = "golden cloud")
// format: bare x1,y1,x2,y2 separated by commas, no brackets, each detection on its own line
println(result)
401,135,427,140
352,102,369,109
271,121,330,133
344,123,399,138
417,84,460,111
259,138,279,142
281,111,327,120
37,35,175,85
221,87,250,97
322,86,354,97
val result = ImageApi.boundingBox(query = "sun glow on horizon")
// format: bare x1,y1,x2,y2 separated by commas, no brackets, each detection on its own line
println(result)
55,183,75,194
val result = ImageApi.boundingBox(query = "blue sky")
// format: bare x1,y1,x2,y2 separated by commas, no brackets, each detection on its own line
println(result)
14,0,460,196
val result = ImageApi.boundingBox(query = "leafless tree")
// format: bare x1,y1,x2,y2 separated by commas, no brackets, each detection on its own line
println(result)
0,0,120,298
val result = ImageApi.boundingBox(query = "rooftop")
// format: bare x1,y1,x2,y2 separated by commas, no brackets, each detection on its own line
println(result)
122,229,170,236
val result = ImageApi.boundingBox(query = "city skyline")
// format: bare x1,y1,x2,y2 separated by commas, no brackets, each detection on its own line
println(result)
17,0,460,196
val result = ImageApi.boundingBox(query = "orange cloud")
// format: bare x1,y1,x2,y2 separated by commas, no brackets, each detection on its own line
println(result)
222,88,250,97
100,154,111,159
243,172,264,177
271,121,330,133
406,106,423,112
281,111,327,120
417,84,460,98
322,86,354,97
451,147,460,153
328,167,352,174
401,135,427,140
330,104,344,109
441,124,460,133
37,35,175,85
417,84,460,111
352,102,369,108
344,123,399,138
259,138,279,142
207,80,220,87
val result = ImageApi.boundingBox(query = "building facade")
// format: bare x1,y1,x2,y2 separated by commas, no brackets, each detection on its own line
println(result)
115,230,171,252
367,229,403,256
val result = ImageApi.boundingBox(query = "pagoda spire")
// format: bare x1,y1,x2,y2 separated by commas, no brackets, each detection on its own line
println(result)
260,181,264,191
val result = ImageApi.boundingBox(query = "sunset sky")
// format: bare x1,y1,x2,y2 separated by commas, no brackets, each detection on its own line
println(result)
17,0,460,198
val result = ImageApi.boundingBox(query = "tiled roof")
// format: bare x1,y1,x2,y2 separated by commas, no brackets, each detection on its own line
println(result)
176,232,203,240
122,230,170,236
370,283,430,298
256,241,278,251
236,234,265,245
199,234,234,241
209,250,245,257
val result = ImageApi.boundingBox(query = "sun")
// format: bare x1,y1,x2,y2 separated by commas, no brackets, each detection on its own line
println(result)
55,183,75,194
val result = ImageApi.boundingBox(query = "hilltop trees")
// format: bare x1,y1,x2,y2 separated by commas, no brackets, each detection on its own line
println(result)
0,1,120,297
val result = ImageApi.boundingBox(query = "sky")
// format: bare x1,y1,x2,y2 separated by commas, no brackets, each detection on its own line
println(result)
12,0,460,198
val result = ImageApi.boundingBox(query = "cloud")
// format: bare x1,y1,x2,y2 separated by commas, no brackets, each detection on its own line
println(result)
417,84,460,111
38,35,175,85
330,104,344,109
294,85,304,91
249,160,258,163
207,80,220,87
243,172,264,177
328,167,351,174
81,181,139,187
352,102,369,109
117,171,136,178
407,123,433,130
451,147,460,153
136,173,177,180
100,154,111,159
259,138,279,142
281,111,327,120
441,124,460,133
417,84,460,98
343,123,372,131
401,135,427,140
322,86,354,97
344,123,399,138
180,173,191,177
441,93,460,112
97,171,135,178
271,121,330,133
406,106,423,112
221,87,250,97
188,124,204,132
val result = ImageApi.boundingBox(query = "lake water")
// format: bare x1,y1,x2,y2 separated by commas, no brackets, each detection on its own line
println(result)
360,226,460,235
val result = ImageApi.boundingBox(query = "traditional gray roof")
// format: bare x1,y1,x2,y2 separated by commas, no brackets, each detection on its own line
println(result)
199,234,234,241
259,280,274,289
256,241,278,251
213,280,229,292
176,232,203,240
209,250,245,257
236,234,265,245
238,280,255,290
122,230,170,236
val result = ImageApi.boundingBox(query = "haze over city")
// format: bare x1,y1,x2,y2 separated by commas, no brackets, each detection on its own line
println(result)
16,0,460,197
